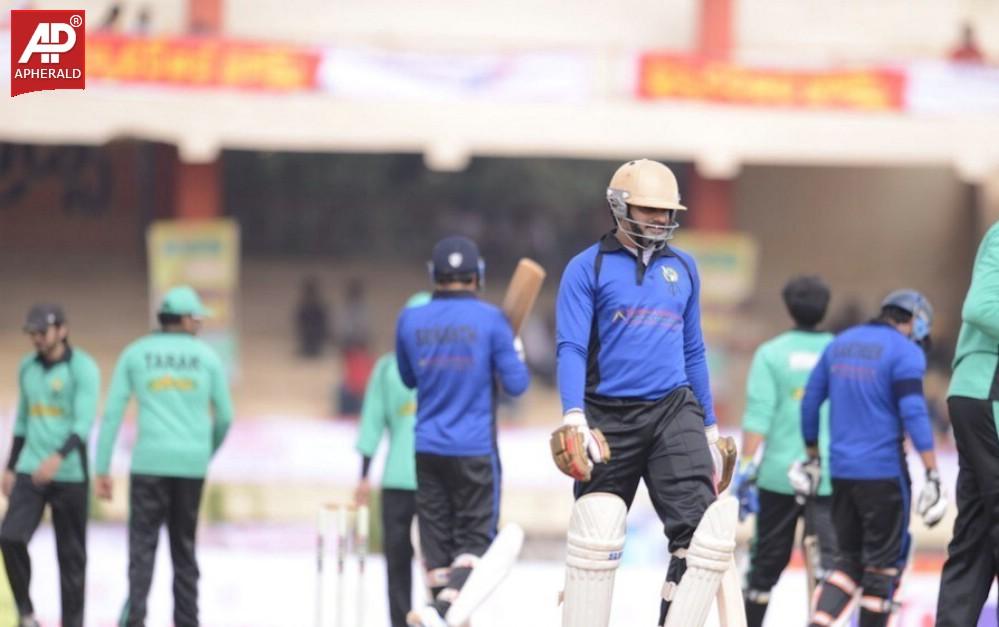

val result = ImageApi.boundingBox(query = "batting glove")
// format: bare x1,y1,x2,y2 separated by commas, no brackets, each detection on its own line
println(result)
731,459,759,521
788,456,821,505
917,469,948,528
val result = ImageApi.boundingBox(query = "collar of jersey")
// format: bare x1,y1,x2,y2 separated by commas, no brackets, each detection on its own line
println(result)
432,290,477,300
35,342,73,369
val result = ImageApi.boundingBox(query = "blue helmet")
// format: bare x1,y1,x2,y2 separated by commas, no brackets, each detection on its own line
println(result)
881,289,933,343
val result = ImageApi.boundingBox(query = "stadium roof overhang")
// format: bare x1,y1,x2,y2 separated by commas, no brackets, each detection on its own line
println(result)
2,87,998,182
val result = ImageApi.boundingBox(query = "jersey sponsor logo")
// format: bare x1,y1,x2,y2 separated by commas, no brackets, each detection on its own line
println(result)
414,325,478,346
29,403,63,417
830,342,883,361
609,307,682,330
399,400,417,416
144,352,202,371
830,363,876,380
416,356,475,370
148,376,197,392
788,351,820,371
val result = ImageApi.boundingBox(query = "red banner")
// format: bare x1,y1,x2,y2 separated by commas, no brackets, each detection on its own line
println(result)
86,34,321,92
638,54,905,111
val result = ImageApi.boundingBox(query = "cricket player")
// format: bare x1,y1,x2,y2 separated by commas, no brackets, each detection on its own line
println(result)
936,220,999,626
733,275,838,626
797,289,946,627
355,291,431,627
95,285,234,627
551,159,735,627
1,305,100,627
396,236,530,626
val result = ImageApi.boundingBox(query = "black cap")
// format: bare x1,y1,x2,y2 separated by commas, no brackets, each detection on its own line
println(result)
23,304,66,333
782,275,830,328
431,236,481,281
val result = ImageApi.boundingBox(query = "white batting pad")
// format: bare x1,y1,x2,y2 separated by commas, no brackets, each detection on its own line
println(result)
664,496,739,627
716,557,747,627
562,492,628,627
444,523,525,626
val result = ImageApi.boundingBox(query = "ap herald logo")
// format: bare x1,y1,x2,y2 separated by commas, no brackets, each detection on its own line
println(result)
10,10,86,97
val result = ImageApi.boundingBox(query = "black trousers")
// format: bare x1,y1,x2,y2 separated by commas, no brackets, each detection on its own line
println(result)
415,453,497,575
576,387,715,625
119,474,204,627
936,397,999,627
831,478,910,574
576,387,715,555
810,477,910,627
382,488,417,627
0,475,87,627
747,490,836,592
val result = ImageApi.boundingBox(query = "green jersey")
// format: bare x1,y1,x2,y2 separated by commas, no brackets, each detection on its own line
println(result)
950,221,999,401
355,353,417,490
13,347,100,482
742,330,833,496
97,332,234,478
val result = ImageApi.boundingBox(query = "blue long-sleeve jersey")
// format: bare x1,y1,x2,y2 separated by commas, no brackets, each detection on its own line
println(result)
556,233,716,426
801,321,933,479
396,291,529,456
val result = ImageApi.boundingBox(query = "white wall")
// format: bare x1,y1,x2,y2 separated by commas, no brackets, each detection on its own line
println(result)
221,0,698,50
737,0,999,65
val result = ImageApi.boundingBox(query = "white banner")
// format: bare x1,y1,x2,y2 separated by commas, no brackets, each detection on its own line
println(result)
906,60,999,114
318,47,593,103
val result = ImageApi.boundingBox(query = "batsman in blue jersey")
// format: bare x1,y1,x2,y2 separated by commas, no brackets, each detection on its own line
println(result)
396,235,530,627
550,159,736,627
796,290,947,627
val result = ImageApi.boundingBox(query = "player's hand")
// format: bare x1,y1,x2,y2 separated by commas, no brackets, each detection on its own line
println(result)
731,459,759,521
31,453,62,486
549,410,610,481
95,475,114,501
917,469,947,528
788,456,821,505
354,478,371,507
1,470,15,497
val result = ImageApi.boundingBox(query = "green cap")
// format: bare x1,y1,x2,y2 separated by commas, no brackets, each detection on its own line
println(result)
159,286,211,318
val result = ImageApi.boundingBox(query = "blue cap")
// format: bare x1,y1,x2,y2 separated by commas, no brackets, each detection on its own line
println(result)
430,236,482,281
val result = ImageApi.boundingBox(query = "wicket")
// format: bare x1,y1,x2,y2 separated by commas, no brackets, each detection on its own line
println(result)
316,502,369,627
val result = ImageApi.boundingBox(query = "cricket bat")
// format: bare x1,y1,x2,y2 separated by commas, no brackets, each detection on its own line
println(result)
501,258,546,335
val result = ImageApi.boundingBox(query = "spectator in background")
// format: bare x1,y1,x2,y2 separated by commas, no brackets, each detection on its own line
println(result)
521,306,556,387
949,22,985,64
294,276,331,359
339,278,371,350
337,278,375,416
98,2,122,32
826,298,864,334
134,5,152,34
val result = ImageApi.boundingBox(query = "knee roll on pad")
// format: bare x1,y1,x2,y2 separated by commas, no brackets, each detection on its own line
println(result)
663,497,739,627
562,492,627,627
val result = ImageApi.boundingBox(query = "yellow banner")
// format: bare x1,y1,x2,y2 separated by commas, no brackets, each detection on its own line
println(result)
147,219,241,375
